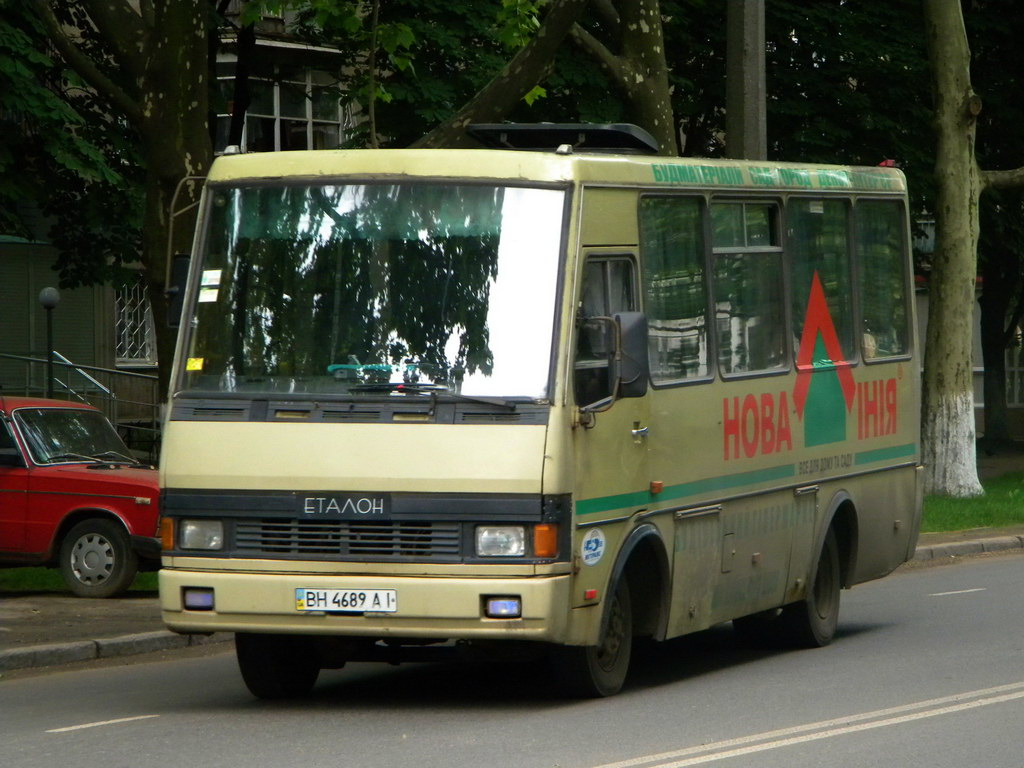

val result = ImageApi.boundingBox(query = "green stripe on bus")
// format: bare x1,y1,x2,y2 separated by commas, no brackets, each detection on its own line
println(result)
854,443,918,465
575,463,796,517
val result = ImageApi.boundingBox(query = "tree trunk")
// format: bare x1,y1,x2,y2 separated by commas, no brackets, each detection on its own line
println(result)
139,1,213,397
921,0,983,496
570,0,678,156
618,0,678,155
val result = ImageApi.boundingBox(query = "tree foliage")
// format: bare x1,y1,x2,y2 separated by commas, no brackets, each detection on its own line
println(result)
0,1,141,288
27,0,215,390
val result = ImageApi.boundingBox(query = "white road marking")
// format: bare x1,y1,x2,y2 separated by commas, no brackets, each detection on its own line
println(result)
46,715,160,733
593,681,1024,768
929,588,987,597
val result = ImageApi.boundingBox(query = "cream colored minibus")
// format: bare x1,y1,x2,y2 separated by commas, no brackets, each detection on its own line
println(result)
159,124,921,698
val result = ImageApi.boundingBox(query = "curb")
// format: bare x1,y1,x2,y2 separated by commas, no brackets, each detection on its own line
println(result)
3,536,1023,674
912,535,1024,562
0,630,231,673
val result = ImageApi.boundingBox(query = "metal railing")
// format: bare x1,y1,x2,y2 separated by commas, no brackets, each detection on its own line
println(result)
0,352,162,462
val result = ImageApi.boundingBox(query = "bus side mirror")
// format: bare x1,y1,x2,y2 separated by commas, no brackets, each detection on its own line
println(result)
166,254,190,329
614,312,649,399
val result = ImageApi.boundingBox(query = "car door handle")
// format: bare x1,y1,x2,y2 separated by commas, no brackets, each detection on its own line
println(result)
631,425,649,439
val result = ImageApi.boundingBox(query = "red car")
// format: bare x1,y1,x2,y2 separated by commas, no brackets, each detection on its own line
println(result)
0,396,160,597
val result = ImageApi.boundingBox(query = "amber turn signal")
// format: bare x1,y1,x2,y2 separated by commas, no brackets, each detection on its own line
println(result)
160,518,175,551
533,523,558,558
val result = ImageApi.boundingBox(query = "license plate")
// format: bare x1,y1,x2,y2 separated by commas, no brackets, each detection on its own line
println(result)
295,588,397,613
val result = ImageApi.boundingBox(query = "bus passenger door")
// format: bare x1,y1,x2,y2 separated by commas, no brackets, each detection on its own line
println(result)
571,254,650,571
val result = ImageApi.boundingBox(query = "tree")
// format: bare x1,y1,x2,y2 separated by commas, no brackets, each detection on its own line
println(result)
922,0,1024,496
271,0,676,154
0,1,138,280
30,0,214,393
967,5,1024,450
412,0,594,149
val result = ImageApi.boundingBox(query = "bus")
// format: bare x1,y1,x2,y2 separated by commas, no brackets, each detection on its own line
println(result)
158,123,922,698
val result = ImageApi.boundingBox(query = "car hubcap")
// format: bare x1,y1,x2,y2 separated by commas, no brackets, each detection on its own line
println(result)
70,534,114,585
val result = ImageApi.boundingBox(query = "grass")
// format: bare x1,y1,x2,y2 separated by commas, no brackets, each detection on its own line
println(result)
0,568,157,594
922,471,1024,532
3,475,1021,592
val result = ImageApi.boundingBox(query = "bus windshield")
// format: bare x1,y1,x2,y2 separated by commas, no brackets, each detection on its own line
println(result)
181,183,565,399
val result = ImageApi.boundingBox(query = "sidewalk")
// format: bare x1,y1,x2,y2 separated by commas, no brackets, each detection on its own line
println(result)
2,449,1022,674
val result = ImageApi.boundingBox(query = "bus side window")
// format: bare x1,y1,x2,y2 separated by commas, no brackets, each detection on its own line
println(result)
575,257,637,405
857,200,910,359
639,196,708,383
711,202,786,375
789,198,855,365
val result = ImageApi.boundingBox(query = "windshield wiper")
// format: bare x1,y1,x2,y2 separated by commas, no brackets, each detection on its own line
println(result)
92,450,143,466
347,382,517,410
46,450,143,467
46,452,101,464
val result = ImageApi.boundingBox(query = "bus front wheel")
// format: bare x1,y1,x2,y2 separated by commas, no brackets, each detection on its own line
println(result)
552,576,632,697
236,633,321,699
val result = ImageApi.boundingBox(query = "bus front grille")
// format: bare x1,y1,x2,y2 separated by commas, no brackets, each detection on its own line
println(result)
233,519,462,560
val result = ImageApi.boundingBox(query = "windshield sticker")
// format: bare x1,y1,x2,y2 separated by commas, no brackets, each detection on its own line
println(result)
581,528,606,566
199,270,221,303
186,357,204,371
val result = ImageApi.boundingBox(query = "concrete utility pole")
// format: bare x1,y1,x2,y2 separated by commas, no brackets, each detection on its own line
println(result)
725,0,767,160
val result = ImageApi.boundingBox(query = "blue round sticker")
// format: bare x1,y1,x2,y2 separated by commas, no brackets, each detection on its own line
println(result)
581,528,606,566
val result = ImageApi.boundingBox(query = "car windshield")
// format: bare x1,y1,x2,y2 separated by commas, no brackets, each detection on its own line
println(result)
14,408,134,465
180,182,565,399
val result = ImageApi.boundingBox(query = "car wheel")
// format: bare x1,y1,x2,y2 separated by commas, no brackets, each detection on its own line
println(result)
59,518,139,598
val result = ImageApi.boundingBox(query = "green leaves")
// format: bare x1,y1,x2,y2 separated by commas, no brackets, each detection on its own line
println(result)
523,84,547,106
0,6,137,274
496,0,544,50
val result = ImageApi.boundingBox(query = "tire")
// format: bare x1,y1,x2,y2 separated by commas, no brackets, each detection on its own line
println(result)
236,633,321,699
59,518,138,598
732,528,841,649
551,577,633,698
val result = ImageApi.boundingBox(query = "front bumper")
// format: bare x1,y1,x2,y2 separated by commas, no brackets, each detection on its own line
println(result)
160,567,572,642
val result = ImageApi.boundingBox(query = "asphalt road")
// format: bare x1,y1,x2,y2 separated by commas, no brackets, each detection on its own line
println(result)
2,553,1022,768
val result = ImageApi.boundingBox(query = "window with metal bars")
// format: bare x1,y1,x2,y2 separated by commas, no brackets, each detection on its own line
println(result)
115,275,157,366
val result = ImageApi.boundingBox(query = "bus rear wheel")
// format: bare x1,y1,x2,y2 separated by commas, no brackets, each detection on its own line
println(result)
733,527,841,649
552,577,632,697
236,633,321,699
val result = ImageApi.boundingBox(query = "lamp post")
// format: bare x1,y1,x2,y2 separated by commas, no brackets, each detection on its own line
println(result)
38,287,60,399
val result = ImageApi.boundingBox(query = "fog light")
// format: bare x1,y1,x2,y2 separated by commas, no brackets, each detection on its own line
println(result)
476,526,525,557
183,587,215,611
484,596,522,618
179,520,224,550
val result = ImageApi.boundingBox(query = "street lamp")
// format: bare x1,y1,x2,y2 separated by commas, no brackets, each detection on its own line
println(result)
38,287,60,399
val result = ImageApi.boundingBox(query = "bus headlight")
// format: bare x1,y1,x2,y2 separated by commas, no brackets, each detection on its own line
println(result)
476,525,525,557
179,520,224,550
